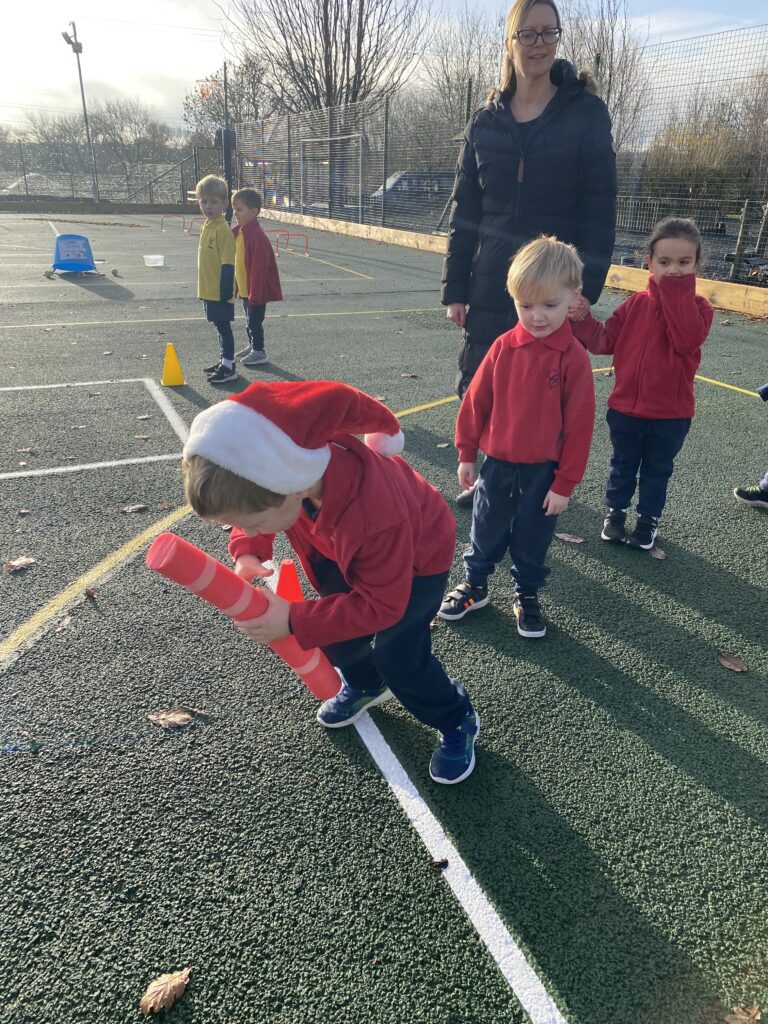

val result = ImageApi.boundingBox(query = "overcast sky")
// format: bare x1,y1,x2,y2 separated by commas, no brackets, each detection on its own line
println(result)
4,0,766,135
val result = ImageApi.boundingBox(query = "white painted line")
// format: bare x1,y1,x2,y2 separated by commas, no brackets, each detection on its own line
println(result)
354,715,569,1024
48,221,59,237
0,378,146,392
143,378,190,443
0,453,180,481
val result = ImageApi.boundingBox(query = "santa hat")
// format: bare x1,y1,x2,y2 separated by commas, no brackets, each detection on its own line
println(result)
183,380,405,494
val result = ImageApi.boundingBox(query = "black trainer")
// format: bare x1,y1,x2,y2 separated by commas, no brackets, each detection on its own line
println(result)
601,508,627,543
437,581,489,621
626,514,658,550
733,484,768,509
513,593,546,638
203,361,220,374
207,363,237,385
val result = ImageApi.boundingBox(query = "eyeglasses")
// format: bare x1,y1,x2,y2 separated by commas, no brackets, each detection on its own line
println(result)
513,27,561,46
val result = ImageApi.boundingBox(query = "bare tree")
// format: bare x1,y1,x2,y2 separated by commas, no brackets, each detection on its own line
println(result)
183,53,267,138
225,0,432,112
425,2,504,128
559,0,648,151
24,112,88,173
90,99,173,169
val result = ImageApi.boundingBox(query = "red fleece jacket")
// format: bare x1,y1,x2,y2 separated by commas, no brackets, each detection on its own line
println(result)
232,219,283,305
456,320,595,497
227,438,456,649
570,274,713,419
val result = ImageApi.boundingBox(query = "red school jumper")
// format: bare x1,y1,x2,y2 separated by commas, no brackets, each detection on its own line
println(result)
570,273,713,419
228,437,456,649
232,218,283,304
456,320,596,497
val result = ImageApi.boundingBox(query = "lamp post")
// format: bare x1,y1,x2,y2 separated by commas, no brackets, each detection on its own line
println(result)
61,21,99,202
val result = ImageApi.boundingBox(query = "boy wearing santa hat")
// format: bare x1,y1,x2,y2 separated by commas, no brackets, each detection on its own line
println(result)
183,380,479,784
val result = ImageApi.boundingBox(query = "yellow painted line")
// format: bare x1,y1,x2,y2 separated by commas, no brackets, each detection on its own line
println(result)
397,395,459,417
0,308,437,330
592,365,759,398
0,505,190,665
280,247,374,280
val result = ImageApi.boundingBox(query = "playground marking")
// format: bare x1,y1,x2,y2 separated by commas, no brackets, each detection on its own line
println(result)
0,377,147,392
356,716,567,1024
0,308,436,330
48,221,59,237
279,247,374,280
143,378,190,443
591,366,760,398
0,453,180,481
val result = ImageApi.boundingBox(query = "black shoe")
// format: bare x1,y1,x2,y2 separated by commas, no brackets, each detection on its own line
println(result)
513,593,546,638
203,361,220,374
733,484,768,509
207,363,237,384
455,483,478,508
626,514,658,550
601,507,627,543
437,581,489,621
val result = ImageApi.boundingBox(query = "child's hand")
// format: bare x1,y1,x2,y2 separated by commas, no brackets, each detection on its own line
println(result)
236,589,292,643
542,490,569,516
234,555,274,581
567,294,591,322
458,462,476,490
446,303,467,328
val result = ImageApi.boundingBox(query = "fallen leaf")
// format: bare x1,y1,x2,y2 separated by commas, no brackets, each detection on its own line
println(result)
139,967,191,1016
122,503,148,514
137,414,151,421
430,858,449,872
401,373,419,379
6,556,36,572
157,503,171,511
102,351,112,356
368,956,381,966
436,442,450,449
374,395,387,402
18,462,27,467
429,618,438,630
88,391,101,397
725,1007,761,1024
85,588,98,600
554,533,585,544
54,616,72,633
43,270,55,279
17,447,36,454
134,435,150,441
720,319,732,326
602,368,614,378
396,329,404,334
717,653,748,673
649,546,667,560
18,509,32,516
148,709,194,729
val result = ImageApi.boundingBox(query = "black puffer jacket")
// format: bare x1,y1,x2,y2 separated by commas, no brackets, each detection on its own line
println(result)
442,60,616,389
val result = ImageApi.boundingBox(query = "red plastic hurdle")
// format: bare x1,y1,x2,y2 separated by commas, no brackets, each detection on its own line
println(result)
276,232,309,256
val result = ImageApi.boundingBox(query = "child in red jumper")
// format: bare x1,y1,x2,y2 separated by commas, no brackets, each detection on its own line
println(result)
182,380,479,785
438,237,595,639
569,218,714,549
231,188,283,367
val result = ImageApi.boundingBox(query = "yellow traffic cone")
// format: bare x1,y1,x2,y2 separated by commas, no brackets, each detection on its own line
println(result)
161,343,185,387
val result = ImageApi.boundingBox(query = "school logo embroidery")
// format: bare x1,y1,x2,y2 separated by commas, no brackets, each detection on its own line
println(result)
548,369,561,388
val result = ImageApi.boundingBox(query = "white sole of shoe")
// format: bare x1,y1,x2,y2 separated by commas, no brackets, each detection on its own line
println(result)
627,532,657,551
733,489,768,509
600,529,626,542
436,595,489,621
429,713,480,785
316,688,394,729
514,605,546,638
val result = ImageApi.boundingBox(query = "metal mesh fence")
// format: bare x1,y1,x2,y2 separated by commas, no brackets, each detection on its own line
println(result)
0,143,221,204
237,23,768,285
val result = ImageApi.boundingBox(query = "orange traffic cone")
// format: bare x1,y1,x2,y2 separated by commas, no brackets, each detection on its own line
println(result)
276,559,304,602
161,343,185,386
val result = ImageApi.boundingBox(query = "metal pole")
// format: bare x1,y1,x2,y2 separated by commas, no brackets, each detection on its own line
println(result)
69,23,99,203
327,106,334,219
287,113,292,211
358,135,362,224
729,199,751,281
755,202,768,257
261,119,267,200
18,141,29,196
223,62,229,131
381,97,389,228
193,146,200,188
464,77,473,125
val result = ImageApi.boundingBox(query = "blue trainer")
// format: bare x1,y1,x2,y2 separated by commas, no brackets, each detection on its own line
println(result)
429,707,480,784
316,678,393,728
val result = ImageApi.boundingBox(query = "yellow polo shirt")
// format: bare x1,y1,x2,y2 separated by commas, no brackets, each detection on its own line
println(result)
197,215,235,302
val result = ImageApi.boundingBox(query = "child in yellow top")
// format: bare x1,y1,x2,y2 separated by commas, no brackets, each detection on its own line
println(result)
196,175,237,385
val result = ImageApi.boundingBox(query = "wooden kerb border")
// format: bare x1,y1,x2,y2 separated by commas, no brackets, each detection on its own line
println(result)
263,210,768,318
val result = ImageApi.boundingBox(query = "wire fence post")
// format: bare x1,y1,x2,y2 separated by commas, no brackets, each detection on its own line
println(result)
287,113,292,212
755,203,768,257
381,97,389,227
193,146,200,188
729,199,751,280
18,141,29,196
261,119,267,200
328,105,335,219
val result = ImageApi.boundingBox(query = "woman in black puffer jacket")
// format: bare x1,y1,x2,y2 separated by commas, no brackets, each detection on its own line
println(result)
442,0,616,409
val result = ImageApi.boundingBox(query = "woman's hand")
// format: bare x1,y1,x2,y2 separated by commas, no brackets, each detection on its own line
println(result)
236,589,292,643
234,555,274,582
446,303,467,328
542,490,569,516
567,294,591,322
458,462,476,490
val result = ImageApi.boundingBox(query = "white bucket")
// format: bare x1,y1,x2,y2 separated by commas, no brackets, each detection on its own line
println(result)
143,254,165,267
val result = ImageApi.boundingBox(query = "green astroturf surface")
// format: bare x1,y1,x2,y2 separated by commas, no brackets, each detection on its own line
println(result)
1,213,767,1024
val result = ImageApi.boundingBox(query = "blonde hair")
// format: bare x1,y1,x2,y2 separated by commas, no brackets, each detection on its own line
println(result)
183,455,286,517
506,235,583,300
195,174,229,201
488,0,598,101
